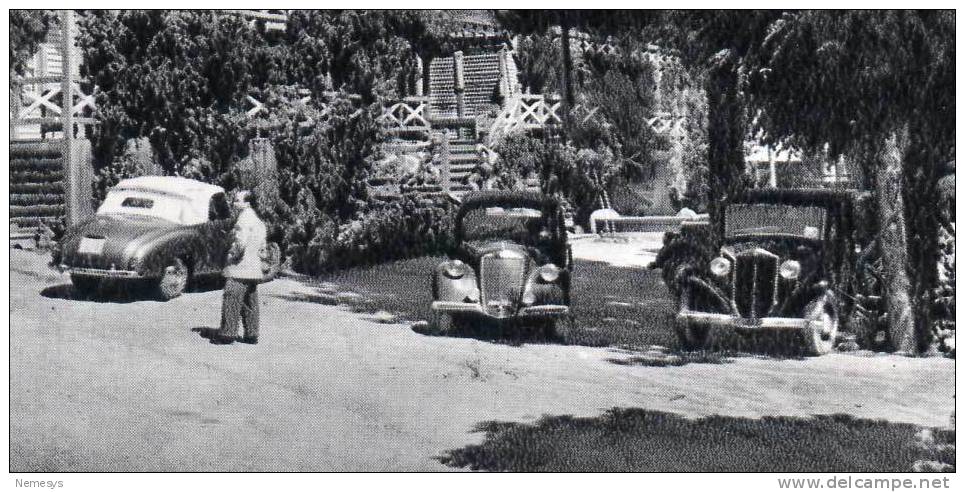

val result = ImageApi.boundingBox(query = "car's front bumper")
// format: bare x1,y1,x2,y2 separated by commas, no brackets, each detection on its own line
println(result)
678,310,811,330
431,301,570,318
61,265,145,279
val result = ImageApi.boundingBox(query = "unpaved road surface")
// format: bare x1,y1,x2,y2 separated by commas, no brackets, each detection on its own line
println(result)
9,248,954,471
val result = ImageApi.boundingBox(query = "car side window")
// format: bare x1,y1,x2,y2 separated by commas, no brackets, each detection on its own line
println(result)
208,192,231,221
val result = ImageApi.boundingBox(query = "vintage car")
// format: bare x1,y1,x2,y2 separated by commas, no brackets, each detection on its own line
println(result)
430,191,573,335
54,176,233,300
657,188,882,355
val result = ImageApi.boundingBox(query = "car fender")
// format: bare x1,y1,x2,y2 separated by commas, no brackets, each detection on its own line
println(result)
522,267,567,306
129,228,207,277
432,261,480,303
680,274,733,314
776,279,830,317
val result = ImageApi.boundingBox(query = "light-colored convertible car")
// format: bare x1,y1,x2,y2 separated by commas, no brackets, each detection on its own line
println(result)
54,176,232,300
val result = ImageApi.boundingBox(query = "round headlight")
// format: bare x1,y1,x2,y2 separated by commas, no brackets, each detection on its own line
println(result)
710,257,732,277
539,263,561,282
779,260,801,280
444,259,466,279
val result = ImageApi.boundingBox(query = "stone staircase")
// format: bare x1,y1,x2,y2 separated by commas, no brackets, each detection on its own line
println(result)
429,57,458,117
9,140,68,230
446,138,481,198
443,134,541,201
394,48,535,203
428,52,504,118
462,53,501,115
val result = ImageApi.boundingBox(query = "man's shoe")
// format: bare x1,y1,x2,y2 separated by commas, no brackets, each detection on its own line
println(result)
209,334,235,345
239,337,258,345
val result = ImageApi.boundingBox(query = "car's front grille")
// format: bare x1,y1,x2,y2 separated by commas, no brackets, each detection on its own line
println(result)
733,250,779,318
480,253,528,317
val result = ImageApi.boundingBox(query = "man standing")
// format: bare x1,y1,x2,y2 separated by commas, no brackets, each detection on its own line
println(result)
215,190,267,345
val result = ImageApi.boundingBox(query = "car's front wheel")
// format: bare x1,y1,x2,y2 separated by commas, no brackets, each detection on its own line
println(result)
675,288,713,351
675,320,712,351
429,311,455,335
70,274,101,296
155,257,190,300
802,296,839,355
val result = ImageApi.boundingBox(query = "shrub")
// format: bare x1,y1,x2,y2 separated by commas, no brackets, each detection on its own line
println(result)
651,222,718,295
323,195,455,272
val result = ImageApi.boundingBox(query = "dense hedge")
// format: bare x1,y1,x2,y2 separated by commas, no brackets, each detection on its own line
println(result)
491,127,621,228
284,193,455,275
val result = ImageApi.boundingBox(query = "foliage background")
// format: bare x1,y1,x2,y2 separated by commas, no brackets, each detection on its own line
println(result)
71,10,449,272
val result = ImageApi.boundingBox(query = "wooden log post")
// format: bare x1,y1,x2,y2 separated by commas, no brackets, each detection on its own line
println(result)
498,47,510,100
61,9,93,225
414,55,424,97
453,51,466,118
432,132,451,193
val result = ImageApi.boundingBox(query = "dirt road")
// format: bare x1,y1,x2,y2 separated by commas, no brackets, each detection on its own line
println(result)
9,248,954,471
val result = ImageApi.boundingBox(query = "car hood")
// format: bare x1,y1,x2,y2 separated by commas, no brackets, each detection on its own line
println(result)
722,237,821,259
60,214,180,269
460,240,562,267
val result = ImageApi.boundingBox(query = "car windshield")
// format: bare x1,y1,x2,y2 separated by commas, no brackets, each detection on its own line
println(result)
460,206,549,244
725,204,827,240
97,189,203,225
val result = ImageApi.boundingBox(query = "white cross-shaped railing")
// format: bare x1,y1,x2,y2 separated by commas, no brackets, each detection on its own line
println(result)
245,92,315,128
379,98,430,129
14,77,97,134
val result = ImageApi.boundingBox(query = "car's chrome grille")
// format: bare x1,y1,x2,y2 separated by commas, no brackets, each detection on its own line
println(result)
733,251,779,318
480,253,528,317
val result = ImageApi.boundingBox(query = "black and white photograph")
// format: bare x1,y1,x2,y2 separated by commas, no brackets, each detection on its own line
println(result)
5,5,957,481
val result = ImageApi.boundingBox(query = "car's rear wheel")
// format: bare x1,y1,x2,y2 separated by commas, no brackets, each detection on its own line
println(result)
70,274,101,296
802,296,839,356
156,257,190,300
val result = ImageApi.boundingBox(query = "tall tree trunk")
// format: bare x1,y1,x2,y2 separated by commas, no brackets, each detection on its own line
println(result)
902,136,946,352
874,127,916,353
560,13,574,108
704,63,747,227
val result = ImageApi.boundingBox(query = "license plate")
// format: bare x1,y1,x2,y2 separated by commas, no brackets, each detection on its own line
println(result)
78,237,105,255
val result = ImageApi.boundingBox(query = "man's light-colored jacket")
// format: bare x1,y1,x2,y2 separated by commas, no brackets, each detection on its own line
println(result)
223,207,267,280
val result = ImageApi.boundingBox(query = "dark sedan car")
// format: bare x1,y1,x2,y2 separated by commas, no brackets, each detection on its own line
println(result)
430,191,573,336
660,188,881,355
54,176,233,300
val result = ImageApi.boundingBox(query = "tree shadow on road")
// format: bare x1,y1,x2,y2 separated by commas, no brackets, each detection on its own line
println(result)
438,408,937,472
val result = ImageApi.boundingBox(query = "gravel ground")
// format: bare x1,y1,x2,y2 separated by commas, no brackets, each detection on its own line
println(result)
8,247,955,471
